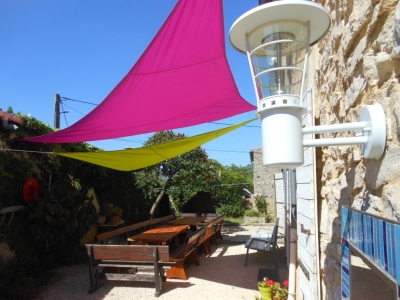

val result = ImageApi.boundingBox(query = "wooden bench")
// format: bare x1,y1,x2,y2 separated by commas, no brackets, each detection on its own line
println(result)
86,244,174,297
244,218,280,268
166,223,210,280
209,216,224,246
96,215,174,245
195,222,214,255
97,220,148,244
145,215,175,230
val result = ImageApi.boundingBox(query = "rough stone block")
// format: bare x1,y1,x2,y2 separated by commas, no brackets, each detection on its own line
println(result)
363,50,379,85
393,1,400,57
345,76,367,111
347,37,367,75
341,1,373,55
382,183,400,219
376,52,393,85
366,146,400,189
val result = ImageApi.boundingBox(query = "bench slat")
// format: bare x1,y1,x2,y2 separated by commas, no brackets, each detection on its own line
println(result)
169,244,197,261
98,263,155,268
104,273,155,282
90,245,170,261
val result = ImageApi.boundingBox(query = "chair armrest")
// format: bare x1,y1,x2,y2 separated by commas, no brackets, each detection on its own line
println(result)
251,232,271,240
256,227,273,234
245,236,271,248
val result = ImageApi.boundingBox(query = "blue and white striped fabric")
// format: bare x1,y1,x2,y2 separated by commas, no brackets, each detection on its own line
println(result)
341,206,400,300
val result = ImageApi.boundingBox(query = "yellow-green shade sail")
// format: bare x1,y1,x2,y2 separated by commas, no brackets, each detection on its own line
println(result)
56,119,256,171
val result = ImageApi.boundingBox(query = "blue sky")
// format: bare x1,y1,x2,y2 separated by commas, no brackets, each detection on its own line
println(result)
1,1,261,166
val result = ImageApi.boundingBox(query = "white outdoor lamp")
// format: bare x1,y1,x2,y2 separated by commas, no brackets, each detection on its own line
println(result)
230,0,386,168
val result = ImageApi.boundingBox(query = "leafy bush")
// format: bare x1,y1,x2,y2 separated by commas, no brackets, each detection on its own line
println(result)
213,185,245,218
255,195,267,215
215,202,244,217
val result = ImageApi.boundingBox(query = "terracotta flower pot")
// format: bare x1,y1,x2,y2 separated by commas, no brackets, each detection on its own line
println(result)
110,215,121,225
258,286,273,300
97,216,106,225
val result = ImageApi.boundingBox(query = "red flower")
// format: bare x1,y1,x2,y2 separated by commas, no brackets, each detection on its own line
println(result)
283,280,289,287
267,280,274,286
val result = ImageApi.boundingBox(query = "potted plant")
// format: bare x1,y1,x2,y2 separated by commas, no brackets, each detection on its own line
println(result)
256,277,274,300
96,201,109,225
108,204,123,225
97,214,106,225
255,278,289,300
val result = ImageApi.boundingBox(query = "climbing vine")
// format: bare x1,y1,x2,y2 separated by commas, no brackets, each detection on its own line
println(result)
0,112,148,257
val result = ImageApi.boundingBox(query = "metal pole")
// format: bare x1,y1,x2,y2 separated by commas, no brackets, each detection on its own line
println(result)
54,93,60,129
288,228,298,300
302,122,367,134
282,169,288,210
289,169,297,228
283,169,291,266
288,169,297,300
303,136,368,147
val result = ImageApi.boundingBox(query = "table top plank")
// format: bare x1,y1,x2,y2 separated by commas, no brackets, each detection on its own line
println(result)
127,224,188,244
145,224,189,233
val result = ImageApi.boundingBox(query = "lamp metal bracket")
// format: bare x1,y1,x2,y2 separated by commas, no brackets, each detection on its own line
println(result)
302,103,386,160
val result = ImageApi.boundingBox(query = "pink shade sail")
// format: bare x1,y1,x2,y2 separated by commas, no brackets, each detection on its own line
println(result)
24,0,255,144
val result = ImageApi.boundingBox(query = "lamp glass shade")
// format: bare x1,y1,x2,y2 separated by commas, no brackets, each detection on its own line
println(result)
247,20,308,102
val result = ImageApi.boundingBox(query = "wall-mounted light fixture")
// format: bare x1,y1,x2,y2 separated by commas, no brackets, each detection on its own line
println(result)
229,0,386,168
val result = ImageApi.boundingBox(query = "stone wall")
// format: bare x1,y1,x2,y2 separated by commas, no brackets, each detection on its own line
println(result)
314,0,400,298
252,147,281,217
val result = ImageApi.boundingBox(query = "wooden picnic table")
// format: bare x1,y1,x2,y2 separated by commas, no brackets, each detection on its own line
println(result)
127,224,189,244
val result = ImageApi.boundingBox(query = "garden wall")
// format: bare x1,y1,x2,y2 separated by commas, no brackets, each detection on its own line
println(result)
314,0,400,298
252,146,281,218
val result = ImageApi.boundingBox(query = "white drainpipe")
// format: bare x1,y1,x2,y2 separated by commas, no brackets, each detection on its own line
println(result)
288,169,297,300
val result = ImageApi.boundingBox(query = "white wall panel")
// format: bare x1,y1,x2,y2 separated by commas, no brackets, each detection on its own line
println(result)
297,182,314,200
297,84,320,299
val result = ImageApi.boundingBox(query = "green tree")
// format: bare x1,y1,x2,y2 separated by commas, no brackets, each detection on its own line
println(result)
134,131,221,218
221,164,253,191
6,106,14,113
213,185,246,217
204,163,253,218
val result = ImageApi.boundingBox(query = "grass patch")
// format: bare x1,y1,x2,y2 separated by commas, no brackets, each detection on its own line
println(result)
244,209,264,217
223,216,243,225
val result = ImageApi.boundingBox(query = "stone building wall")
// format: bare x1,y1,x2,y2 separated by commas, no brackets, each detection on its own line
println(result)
314,0,400,298
252,147,281,217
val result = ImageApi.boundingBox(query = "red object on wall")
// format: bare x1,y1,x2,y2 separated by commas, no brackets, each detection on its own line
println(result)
23,177,39,203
